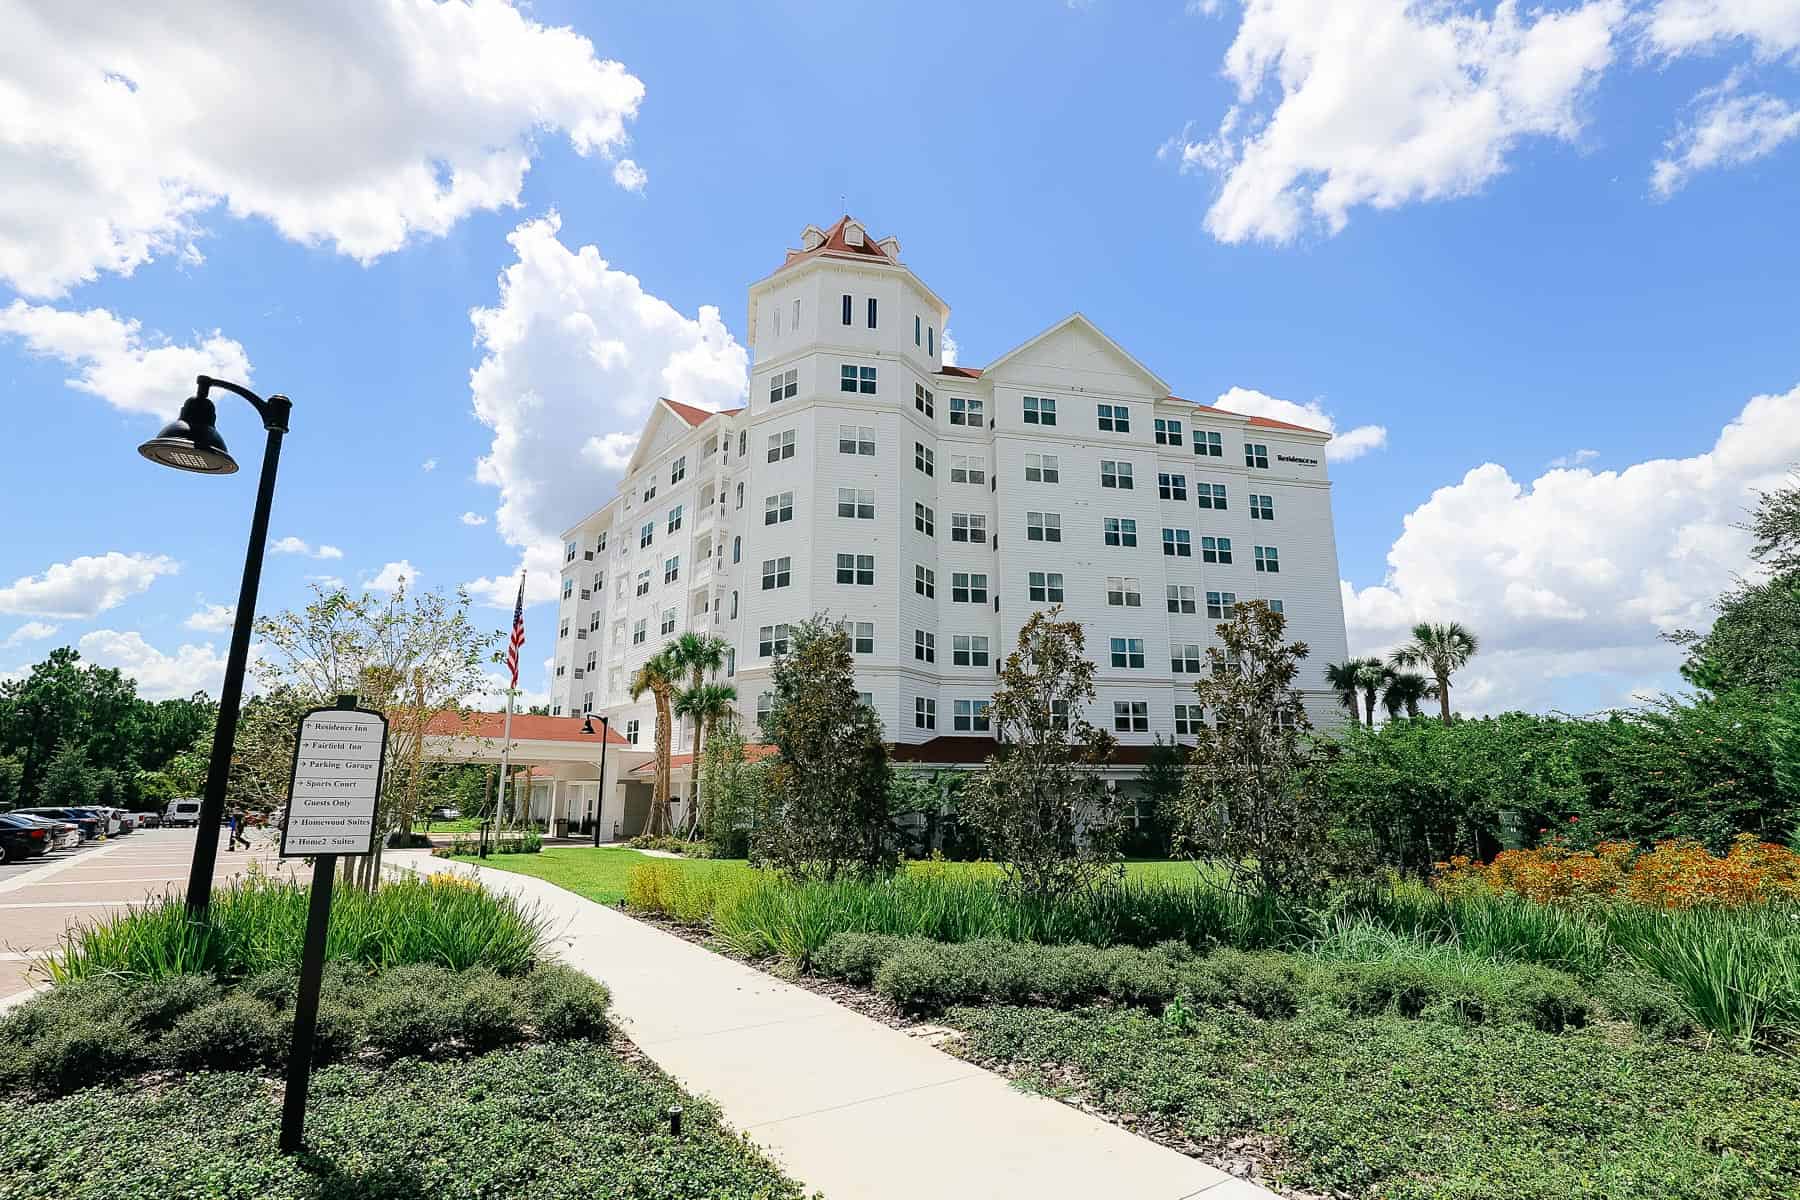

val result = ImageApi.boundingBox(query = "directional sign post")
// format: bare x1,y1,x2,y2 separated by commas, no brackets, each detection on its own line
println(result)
277,694,387,1155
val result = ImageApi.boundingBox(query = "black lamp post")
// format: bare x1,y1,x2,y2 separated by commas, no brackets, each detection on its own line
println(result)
139,375,292,915
582,713,610,847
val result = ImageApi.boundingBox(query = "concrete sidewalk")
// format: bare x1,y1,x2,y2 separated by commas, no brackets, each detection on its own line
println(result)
391,850,1277,1200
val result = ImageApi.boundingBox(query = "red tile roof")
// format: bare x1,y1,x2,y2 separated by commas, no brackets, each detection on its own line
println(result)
631,743,776,775
937,365,983,379
663,398,719,428
424,710,630,745
776,216,894,274
1166,395,1326,436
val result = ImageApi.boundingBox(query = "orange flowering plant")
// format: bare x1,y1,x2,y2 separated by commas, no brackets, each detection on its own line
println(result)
1433,834,1800,909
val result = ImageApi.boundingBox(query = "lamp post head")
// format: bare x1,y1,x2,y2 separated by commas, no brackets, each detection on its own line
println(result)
138,388,238,474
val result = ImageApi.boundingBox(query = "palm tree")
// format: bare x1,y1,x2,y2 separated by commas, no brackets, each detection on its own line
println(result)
1352,657,1394,727
1324,659,1364,726
1380,670,1435,720
629,650,680,836
1389,622,1480,722
674,682,738,837
666,633,729,837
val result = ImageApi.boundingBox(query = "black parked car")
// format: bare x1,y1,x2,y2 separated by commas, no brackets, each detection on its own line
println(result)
0,813,53,863
12,807,101,840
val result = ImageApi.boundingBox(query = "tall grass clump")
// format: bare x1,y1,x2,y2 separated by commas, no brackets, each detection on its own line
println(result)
1611,904,1800,1049
44,872,551,984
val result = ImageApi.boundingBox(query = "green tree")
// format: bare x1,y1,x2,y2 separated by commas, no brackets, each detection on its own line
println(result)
1172,602,1344,898
1389,621,1480,722
667,631,732,837
754,616,893,880
1324,659,1364,727
698,723,763,858
1380,670,1435,720
1773,679,1800,842
1672,476,1800,696
962,609,1123,901
628,650,680,837
1353,657,1395,727
39,742,98,810
0,754,23,811
1131,737,1184,858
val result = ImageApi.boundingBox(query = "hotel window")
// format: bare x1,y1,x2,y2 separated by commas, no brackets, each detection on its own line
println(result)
951,512,987,543
589,611,600,632
865,297,878,328
1050,699,1070,732
1245,442,1270,469
632,618,647,645
563,578,573,599
915,383,934,417
914,502,935,536
639,521,654,549
1103,517,1138,547
764,491,794,525
928,326,935,356
670,456,687,484
1154,418,1184,446
1106,576,1142,608
949,396,984,426
1158,472,1187,501
915,697,936,730
1268,599,1285,614
1113,701,1149,733
915,630,936,663
841,294,853,325
1250,493,1275,520
1024,452,1059,483
730,592,738,619
635,569,650,597
758,624,791,657
915,564,935,598
664,555,680,584
583,692,594,714
726,647,736,676
559,620,570,639
596,531,608,552
949,454,985,485
954,699,991,732
1174,704,1205,736
1201,536,1232,564
564,540,578,563
952,635,990,667
643,482,656,502
626,719,641,745
1167,584,1197,614
915,314,922,346
1100,459,1133,489
738,431,747,457
732,536,741,563
1171,642,1204,673
769,369,798,404
660,608,676,636
951,572,988,604
761,557,791,590
915,443,934,475
1028,571,1065,602
1109,637,1146,669
1097,402,1130,433
837,488,875,519
838,424,876,455
757,692,774,728
837,553,875,585
767,429,796,461
1255,545,1280,573
1197,482,1228,510
1206,590,1238,620
1195,431,1223,457
736,482,744,510
667,504,683,533
1023,395,1056,425
845,620,875,653
1162,528,1192,557
793,298,801,328
1026,511,1061,542
592,571,604,592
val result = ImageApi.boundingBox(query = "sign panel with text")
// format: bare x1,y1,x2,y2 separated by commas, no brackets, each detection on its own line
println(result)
278,706,388,857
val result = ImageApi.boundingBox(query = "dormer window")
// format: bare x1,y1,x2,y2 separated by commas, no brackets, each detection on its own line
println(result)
845,222,864,247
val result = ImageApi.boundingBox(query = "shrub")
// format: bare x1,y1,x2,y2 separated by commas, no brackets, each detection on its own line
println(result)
524,964,611,1041
1613,904,1800,1049
1181,949,1309,1019
165,996,286,1071
362,987,455,1058
873,940,983,1011
16,1018,151,1094
453,969,529,1053
123,973,222,1032
812,932,908,985
1591,969,1693,1038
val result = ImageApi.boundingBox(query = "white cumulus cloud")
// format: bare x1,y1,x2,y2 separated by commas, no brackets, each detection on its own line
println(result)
1169,0,1624,243
611,159,648,192
0,552,178,619
1643,0,1800,60
269,537,343,560
77,629,230,700
362,560,419,593
1548,447,1601,468
2,621,60,648
184,602,235,633
1213,386,1388,462
0,0,647,297
465,213,747,607
1342,383,1800,713
1651,86,1800,195
460,512,489,527
0,301,252,420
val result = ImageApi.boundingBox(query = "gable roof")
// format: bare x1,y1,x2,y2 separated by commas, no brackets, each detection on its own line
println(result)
980,313,1170,396
424,710,630,746
1167,395,1328,436
775,215,894,274
937,365,984,379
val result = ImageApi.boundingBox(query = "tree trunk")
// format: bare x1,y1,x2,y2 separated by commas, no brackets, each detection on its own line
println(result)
686,718,706,839
1438,676,1453,722
1363,693,1376,727
648,691,673,836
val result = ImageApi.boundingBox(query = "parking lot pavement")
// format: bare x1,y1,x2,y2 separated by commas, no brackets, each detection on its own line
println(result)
0,827,305,1006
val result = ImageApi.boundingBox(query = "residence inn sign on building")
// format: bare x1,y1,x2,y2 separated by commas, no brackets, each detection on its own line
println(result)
550,216,1349,779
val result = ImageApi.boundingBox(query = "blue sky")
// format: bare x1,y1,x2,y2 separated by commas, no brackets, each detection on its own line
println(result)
2,0,1797,714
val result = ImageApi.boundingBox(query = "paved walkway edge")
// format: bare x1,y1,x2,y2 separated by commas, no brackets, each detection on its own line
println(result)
389,851,1281,1200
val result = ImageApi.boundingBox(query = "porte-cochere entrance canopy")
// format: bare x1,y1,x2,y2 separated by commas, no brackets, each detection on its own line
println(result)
420,711,652,839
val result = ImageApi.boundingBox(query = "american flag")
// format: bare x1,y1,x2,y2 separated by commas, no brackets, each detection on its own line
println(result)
505,572,526,688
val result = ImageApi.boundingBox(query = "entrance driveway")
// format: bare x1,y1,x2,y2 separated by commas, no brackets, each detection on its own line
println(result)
0,827,303,1006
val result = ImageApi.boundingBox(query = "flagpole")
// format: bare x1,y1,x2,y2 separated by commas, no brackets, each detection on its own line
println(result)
496,684,518,826
495,570,527,829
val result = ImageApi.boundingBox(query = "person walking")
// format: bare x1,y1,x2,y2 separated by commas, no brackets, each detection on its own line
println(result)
227,807,251,852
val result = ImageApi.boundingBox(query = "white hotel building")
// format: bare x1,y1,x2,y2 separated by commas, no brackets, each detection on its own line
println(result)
547,217,1349,824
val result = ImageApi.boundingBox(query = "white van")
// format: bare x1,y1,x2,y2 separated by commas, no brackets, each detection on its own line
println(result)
164,799,203,828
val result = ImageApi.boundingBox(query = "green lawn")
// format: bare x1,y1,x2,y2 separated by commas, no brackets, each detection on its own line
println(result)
951,1004,1800,1200
416,816,486,833
452,847,1210,905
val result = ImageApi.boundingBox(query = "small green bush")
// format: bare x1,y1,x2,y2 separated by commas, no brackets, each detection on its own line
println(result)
812,932,909,985
1102,947,1182,1008
454,969,529,1052
1592,969,1693,1038
1182,949,1310,1019
362,988,454,1058
123,973,221,1032
166,996,286,1071
19,1018,152,1094
524,964,611,1041
873,940,976,1011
